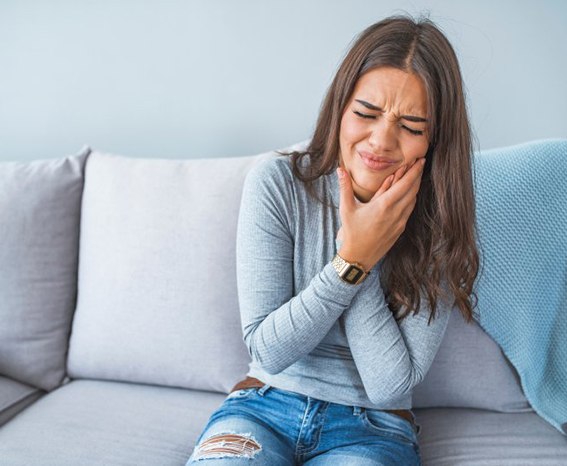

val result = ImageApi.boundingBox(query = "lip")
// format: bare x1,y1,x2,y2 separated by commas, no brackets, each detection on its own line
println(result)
358,150,399,171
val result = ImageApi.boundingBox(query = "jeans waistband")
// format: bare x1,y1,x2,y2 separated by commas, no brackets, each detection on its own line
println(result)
230,376,415,426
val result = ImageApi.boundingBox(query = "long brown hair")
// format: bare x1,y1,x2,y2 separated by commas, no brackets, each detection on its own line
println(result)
280,15,479,324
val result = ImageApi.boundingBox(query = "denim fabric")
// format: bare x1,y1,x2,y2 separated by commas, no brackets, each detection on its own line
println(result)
187,384,421,465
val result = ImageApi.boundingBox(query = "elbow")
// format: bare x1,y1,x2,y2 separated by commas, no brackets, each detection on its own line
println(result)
366,385,409,405
258,360,285,375
364,369,423,404
250,352,287,375
244,338,287,375
366,384,412,405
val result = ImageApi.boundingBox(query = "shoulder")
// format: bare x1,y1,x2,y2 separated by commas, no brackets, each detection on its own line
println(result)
244,139,312,190
247,151,295,180
243,152,298,200
239,153,301,234
242,147,332,212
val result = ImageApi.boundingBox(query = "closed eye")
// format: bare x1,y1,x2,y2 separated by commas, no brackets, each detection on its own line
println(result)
402,125,424,136
354,110,425,136
353,110,375,119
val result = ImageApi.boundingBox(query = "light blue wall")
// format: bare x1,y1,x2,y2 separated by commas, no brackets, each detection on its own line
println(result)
1,0,565,161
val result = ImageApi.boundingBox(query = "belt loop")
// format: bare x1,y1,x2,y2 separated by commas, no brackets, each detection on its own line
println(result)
410,411,422,435
258,384,271,396
352,406,363,416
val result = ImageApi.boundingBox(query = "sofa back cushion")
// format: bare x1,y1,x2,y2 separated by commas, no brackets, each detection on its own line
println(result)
413,309,532,412
0,148,89,391
67,148,283,393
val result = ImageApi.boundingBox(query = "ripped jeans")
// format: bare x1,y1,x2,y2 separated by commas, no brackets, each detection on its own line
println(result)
186,383,421,465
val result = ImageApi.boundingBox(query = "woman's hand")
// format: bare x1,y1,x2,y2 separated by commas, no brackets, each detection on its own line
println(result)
337,157,426,271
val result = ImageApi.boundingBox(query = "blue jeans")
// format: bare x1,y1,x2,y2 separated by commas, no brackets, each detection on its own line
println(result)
187,383,422,465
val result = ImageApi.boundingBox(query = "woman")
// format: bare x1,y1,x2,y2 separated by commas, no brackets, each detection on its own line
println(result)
187,14,479,466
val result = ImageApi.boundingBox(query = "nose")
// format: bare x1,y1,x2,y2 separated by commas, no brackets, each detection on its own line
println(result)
368,118,398,153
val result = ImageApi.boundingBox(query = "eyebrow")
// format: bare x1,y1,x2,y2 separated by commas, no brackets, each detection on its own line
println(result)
355,99,428,123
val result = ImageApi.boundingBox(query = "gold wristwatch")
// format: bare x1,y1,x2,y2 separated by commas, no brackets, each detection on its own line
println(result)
331,253,369,285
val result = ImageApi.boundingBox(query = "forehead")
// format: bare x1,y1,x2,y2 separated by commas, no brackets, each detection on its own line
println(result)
352,67,428,116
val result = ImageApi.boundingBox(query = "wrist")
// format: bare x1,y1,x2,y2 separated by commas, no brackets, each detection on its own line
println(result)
332,253,370,285
337,247,371,273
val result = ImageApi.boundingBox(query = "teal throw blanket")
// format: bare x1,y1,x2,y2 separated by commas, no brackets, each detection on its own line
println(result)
473,139,567,435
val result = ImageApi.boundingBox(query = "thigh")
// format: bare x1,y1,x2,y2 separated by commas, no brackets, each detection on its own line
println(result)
303,407,421,466
303,443,420,466
186,391,294,465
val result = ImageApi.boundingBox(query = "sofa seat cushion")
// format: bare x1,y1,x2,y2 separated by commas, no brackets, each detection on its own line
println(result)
0,379,225,466
414,407,567,465
0,380,565,465
0,376,44,427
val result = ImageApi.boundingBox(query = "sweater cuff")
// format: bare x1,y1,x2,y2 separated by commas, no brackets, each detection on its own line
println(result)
320,261,369,306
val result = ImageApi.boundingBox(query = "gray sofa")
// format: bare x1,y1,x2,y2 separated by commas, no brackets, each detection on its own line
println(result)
1,141,566,465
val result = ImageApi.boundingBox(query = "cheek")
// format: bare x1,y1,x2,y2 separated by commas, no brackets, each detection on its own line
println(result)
340,116,364,145
405,139,429,161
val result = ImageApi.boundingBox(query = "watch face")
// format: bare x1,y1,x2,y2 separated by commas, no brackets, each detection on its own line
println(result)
344,265,364,284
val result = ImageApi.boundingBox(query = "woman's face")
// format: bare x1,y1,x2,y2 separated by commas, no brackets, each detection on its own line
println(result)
338,67,430,202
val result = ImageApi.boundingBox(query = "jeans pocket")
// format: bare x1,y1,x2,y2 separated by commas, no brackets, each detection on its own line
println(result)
360,409,418,447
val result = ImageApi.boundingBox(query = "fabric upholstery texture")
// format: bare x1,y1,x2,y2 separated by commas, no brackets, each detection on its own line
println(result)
0,380,565,465
415,407,567,465
413,309,532,412
67,149,269,393
0,380,225,466
0,148,89,391
473,139,567,435
0,376,44,427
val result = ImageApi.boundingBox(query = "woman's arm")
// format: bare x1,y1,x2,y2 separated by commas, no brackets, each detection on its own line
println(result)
236,158,366,374
336,157,451,403
341,273,452,404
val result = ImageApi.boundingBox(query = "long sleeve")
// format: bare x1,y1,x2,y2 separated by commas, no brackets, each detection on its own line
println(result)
236,158,365,374
341,266,452,404
235,156,451,409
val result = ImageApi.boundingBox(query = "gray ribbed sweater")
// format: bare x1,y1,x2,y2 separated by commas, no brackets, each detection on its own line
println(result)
236,154,452,409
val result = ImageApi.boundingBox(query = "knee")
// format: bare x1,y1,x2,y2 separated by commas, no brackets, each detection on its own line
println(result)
189,432,262,462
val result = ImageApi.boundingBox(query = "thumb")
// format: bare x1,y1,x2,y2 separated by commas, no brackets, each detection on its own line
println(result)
337,167,356,213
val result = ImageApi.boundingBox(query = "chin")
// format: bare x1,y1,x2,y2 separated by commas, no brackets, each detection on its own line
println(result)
352,180,379,202
356,175,384,194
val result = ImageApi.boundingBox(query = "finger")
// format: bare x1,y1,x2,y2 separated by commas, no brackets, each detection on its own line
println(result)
337,167,356,213
380,158,425,204
408,160,425,189
376,174,395,196
391,164,408,184
403,158,423,178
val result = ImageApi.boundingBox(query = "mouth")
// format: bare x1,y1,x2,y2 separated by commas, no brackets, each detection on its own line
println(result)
358,150,399,171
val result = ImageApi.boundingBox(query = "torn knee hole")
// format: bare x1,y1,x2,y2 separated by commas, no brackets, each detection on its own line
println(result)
192,433,262,460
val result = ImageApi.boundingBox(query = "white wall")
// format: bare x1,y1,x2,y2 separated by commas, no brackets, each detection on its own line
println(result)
1,0,565,161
